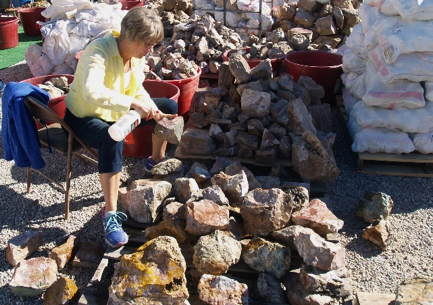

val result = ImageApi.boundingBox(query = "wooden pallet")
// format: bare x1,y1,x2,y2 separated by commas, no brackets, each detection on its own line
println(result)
78,226,259,305
336,96,433,177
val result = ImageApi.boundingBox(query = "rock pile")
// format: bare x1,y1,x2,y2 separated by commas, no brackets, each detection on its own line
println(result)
114,156,352,303
272,0,361,51
6,232,104,303
178,53,340,183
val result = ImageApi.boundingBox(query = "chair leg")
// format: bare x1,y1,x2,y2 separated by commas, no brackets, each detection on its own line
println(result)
65,135,74,220
27,167,32,193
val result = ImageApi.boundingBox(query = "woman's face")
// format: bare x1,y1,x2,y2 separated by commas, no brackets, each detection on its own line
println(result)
128,40,157,59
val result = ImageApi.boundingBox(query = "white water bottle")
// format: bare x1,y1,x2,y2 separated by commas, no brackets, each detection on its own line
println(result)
108,110,141,142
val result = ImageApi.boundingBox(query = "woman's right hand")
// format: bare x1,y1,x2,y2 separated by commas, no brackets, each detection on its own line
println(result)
130,99,154,119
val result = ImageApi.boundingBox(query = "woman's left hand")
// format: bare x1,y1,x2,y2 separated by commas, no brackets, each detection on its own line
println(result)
148,110,178,122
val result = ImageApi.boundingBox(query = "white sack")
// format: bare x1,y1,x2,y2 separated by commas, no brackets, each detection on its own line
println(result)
358,4,384,50
362,61,425,109
411,131,433,154
42,0,93,19
342,87,359,117
352,100,433,134
342,48,366,74
373,16,433,64
382,0,433,20
43,19,72,66
363,0,386,9
341,72,366,100
352,126,415,154
424,82,433,102
369,45,433,84
344,24,367,59
214,10,242,27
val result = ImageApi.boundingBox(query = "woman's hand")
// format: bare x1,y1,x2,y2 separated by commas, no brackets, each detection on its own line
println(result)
152,111,178,122
130,99,154,119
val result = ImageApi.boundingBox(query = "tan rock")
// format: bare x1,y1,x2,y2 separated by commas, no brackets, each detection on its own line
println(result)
292,199,344,235
362,220,391,250
144,218,187,243
198,274,248,304
43,276,78,305
49,234,79,270
9,257,58,296
6,231,43,266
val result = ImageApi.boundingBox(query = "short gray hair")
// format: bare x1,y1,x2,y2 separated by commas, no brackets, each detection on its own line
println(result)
120,7,164,44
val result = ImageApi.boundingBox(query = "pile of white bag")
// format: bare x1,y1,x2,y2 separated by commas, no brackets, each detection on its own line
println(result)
341,0,433,154
194,0,273,36
25,0,126,77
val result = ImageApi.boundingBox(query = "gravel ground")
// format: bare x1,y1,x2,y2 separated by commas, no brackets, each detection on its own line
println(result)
0,61,432,304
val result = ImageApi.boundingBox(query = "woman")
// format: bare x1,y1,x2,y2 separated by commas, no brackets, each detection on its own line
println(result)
64,7,177,248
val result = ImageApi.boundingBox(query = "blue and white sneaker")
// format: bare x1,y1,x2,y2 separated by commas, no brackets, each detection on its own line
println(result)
144,156,159,174
102,208,128,248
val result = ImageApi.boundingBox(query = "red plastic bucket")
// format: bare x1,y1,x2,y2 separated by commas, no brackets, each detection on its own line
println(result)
120,0,143,10
21,74,74,129
165,67,201,119
18,7,46,36
0,17,19,50
122,81,180,158
285,51,343,104
223,47,283,77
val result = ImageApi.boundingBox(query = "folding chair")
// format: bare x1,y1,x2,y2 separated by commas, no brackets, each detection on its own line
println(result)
24,96,98,219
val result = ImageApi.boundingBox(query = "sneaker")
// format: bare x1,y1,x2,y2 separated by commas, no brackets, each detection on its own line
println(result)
144,156,159,174
102,208,128,248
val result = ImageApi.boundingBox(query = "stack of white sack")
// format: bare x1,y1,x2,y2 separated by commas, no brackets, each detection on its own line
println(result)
24,0,126,77
341,0,433,154
194,0,273,36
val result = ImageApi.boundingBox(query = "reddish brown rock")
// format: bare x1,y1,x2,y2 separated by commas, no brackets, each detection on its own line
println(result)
241,188,293,235
292,199,344,236
185,199,230,236
144,218,187,243
6,231,43,266
154,116,184,145
211,170,249,207
362,220,391,250
71,241,104,269
9,257,58,296
198,274,248,304
163,201,186,220
43,276,78,305
49,234,79,270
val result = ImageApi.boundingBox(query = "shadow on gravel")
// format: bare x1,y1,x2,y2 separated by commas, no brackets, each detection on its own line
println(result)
344,236,384,258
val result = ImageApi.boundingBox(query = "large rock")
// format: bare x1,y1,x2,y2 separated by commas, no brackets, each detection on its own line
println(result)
179,128,216,155
201,185,229,206
362,219,391,250
228,53,252,84
355,192,394,223
291,131,340,184
6,231,43,266
211,170,249,207
49,234,79,270
287,99,317,135
225,162,262,191
193,230,242,275
242,237,291,279
9,257,58,296
144,218,187,243
271,225,345,271
256,273,288,304
395,277,433,304
299,264,352,298
163,201,186,220
173,177,200,203
291,199,344,235
154,116,184,145
43,276,79,305
198,274,248,304
118,179,172,223
185,199,230,236
108,236,189,304
241,188,294,235
241,89,271,118
151,158,184,176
